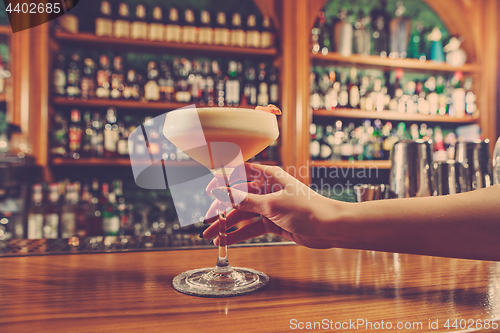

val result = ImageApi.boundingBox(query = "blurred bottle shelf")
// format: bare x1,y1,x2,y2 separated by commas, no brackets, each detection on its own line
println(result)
52,97,260,111
51,157,278,167
53,32,278,58
0,25,11,35
311,160,392,169
312,52,481,73
312,108,479,124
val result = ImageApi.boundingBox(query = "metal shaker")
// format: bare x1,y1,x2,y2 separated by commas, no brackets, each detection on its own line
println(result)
454,140,492,190
432,160,468,196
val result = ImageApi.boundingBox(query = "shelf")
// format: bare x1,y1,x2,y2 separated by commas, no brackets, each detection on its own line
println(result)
312,52,481,73
311,160,392,169
313,108,479,124
52,97,260,110
0,94,6,102
53,32,278,58
51,157,278,167
0,26,11,35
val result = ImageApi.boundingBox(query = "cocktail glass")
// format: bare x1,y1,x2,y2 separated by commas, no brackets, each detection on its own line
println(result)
164,107,279,297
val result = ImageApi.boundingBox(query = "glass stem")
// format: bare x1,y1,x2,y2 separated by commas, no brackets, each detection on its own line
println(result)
214,168,232,273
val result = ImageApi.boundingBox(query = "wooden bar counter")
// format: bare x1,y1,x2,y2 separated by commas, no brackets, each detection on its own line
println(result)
1,245,500,332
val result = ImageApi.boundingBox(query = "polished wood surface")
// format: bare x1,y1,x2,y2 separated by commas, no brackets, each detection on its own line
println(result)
1,246,499,333
311,160,392,170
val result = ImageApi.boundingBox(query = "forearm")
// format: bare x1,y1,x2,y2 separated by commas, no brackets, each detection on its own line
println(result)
328,185,500,261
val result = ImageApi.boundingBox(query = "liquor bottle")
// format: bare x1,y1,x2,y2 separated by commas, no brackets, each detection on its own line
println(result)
464,77,476,115
81,111,92,157
190,60,203,104
148,6,164,42
214,12,230,46
174,58,192,103
104,108,119,157
213,60,225,106
348,67,360,109
53,54,66,96
116,122,129,156
309,123,320,160
451,74,465,118
334,9,352,57
243,64,257,106
320,126,333,160
95,0,113,37
91,112,104,157
143,116,161,156
51,112,69,157
96,54,111,99
426,76,439,115
202,60,215,106
199,10,213,45
80,57,96,101
165,8,181,43
371,0,390,57
182,8,197,44
261,15,274,49
408,21,424,59
43,184,60,239
131,4,148,40
102,185,120,236
113,2,131,39
27,184,44,239
113,180,129,233
230,13,246,47
309,71,321,110
158,61,175,102
311,17,321,54
246,14,260,48
389,2,411,59
338,72,349,108
340,124,354,161
66,52,81,99
268,66,279,105
256,63,269,106
60,184,77,238
75,185,90,238
144,61,160,101
225,61,240,106
86,180,102,236
353,10,370,55
68,109,83,159
110,56,125,99
316,11,330,54
324,71,339,110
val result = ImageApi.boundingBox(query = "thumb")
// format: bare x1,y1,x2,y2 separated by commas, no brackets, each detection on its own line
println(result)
228,187,270,215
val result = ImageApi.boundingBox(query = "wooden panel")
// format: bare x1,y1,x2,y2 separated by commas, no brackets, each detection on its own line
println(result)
1,247,499,333
9,30,30,129
253,0,281,33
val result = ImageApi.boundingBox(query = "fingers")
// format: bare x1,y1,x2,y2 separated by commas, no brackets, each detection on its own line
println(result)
202,209,259,239
228,187,273,214
213,218,283,246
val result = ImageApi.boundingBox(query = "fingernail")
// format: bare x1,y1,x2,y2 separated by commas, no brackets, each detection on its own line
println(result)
199,231,204,239
203,218,209,224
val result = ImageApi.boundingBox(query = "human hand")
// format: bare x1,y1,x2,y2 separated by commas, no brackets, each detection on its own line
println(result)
202,164,343,249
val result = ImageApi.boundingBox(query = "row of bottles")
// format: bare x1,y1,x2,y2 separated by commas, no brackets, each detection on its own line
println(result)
310,66,476,118
54,51,279,106
0,41,10,95
310,120,457,162
312,2,453,62
92,1,275,48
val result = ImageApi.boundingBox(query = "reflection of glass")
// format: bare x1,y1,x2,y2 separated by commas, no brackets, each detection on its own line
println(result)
164,107,279,297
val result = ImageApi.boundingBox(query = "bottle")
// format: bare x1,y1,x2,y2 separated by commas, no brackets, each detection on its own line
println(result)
324,71,339,110
60,184,77,238
158,61,175,102
320,126,333,160
334,9,352,57
371,0,390,57
165,8,181,43
213,60,225,106
148,6,164,42
43,184,60,239
309,123,320,160
75,185,91,238
27,184,44,239
144,61,160,101
464,77,476,116
81,111,92,158
348,67,360,109
68,109,83,159
340,124,354,161
110,56,125,99
85,179,102,236
80,57,96,101
353,10,370,55
50,112,68,157
95,0,113,37
261,15,274,48
53,54,66,96
122,68,139,100
225,61,240,106
202,60,215,106
130,4,148,40
243,64,257,106
257,62,269,106
389,2,411,59
117,122,129,156
268,66,279,105
102,185,120,236
66,52,81,99
230,13,246,47
182,8,197,44
309,71,322,110
143,117,160,156
316,11,330,54
95,54,111,99
113,180,129,233
246,14,260,48
91,112,104,157
338,72,349,108
113,2,130,39
190,60,203,104
104,108,119,157
214,12,230,46
199,10,213,45
174,58,192,103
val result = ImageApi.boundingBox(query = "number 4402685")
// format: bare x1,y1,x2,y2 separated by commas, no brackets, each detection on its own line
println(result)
5,2,61,14
444,319,498,330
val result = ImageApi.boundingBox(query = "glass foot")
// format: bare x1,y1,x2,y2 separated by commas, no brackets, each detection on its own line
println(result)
172,267,269,297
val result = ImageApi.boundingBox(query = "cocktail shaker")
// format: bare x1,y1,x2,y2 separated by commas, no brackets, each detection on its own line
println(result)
388,140,433,198
353,184,389,202
454,140,492,190
432,160,468,196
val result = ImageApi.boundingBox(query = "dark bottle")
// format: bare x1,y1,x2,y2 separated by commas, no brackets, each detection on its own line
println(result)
243,64,257,106
202,60,215,106
182,8,197,44
75,185,91,238
27,184,44,239
144,61,160,101
148,6,164,41
257,62,269,106
53,54,66,96
225,61,240,106
230,13,246,47
190,60,203,104
80,57,96,101
102,184,119,236
91,112,104,157
246,14,260,48
95,54,111,99
68,109,83,159
199,10,213,45
309,123,320,160
158,61,175,102
66,52,81,99
165,8,181,43
81,111,93,158
117,122,129,156
371,0,390,57
123,69,140,100
213,60,225,106
113,2,130,39
110,56,125,99
43,183,60,239
104,108,119,157
334,9,352,57
268,66,279,105
131,4,148,40
86,180,102,237
95,0,113,37
60,184,77,238
51,112,68,157
353,10,370,55
174,58,192,103
214,12,230,46
261,16,274,49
